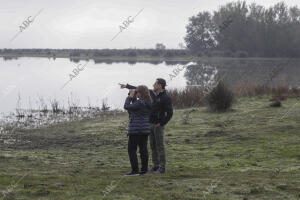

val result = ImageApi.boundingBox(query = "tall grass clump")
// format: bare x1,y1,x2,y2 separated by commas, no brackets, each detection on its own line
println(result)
206,81,234,112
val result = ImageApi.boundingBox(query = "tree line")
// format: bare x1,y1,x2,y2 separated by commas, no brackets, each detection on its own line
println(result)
184,1,300,57
0,47,189,58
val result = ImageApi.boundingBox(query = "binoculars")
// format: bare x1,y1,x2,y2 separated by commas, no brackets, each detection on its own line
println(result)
128,90,137,98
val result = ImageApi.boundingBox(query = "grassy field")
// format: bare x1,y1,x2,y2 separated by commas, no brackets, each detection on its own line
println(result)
1,96,300,200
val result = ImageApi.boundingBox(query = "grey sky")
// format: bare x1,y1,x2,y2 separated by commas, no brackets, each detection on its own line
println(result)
1,0,299,49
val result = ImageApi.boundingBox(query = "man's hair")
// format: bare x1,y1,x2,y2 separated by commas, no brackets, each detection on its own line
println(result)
156,78,167,89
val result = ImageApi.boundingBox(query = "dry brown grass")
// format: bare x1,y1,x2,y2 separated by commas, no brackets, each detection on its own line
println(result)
168,87,205,109
234,78,299,99
168,78,300,109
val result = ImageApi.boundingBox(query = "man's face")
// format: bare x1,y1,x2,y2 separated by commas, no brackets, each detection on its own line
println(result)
153,80,161,91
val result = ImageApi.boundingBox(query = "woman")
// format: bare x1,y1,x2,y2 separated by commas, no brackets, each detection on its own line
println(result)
124,85,152,176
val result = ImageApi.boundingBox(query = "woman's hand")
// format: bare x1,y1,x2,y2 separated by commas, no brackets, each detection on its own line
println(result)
129,89,136,97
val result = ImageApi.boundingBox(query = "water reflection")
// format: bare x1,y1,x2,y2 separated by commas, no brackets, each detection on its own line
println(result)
184,62,218,87
184,60,300,89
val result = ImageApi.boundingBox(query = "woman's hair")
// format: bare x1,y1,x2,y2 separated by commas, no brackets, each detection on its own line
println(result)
136,85,152,102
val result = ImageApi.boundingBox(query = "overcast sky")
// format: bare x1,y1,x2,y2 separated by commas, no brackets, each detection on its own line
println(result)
0,0,299,49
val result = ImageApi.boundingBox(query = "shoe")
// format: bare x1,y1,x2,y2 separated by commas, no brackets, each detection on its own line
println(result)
155,167,166,174
139,171,147,175
124,171,140,176
149,166,159,173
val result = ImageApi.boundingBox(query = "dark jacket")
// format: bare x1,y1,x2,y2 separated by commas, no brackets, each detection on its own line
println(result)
126,84,173,126
124,96,152,135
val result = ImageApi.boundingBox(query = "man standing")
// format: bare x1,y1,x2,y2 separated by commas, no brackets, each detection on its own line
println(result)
120,78,173,174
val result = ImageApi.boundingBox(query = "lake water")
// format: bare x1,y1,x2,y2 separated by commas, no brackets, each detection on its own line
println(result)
0,57,189,115
1,57,300,115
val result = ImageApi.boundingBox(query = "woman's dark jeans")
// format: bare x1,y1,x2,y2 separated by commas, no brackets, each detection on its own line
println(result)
128,135,149,172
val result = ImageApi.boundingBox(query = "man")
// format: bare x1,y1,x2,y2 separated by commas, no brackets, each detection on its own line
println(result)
120,78,173,174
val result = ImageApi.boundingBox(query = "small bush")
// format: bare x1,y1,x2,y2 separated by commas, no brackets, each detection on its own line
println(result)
204,50,213,57
164,51,175,57
127,51,137,57
211,50,225,57
224,50,234,57
150,50,161,56
196,51,203,57
234,51,249,58
70,52,80,57
206,81,234,112
270,100,281,107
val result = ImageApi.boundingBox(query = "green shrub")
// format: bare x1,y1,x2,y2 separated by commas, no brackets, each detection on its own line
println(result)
234,50,249,58
127,51,137,57
206,81,234,112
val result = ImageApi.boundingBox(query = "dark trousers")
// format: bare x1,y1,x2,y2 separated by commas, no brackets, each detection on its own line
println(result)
128,135,149,172
150,124,166,168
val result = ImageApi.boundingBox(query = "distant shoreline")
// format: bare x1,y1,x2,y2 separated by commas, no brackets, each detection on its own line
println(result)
1,53,300,63
1,48,300,63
